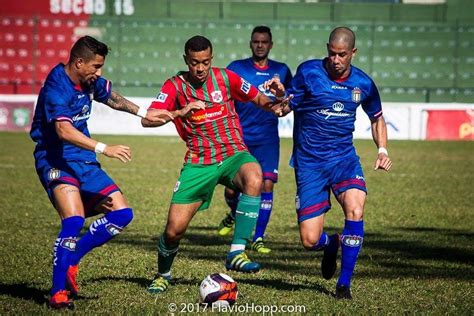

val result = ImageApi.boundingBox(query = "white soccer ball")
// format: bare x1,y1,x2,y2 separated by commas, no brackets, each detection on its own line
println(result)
199,273,238,306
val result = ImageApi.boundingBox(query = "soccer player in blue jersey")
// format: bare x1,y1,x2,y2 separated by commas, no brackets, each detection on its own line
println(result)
30,36,172,309
270,27,392,299
217,26,293,253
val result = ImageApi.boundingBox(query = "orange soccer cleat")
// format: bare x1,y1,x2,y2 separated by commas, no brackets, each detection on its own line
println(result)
49,290,74,309
66,265,79,296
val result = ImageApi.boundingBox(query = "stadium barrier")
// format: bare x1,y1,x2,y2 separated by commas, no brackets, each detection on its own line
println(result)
1,94,472,140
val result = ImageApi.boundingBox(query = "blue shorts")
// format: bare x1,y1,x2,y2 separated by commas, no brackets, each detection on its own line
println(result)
35,159,121,217
247,142,279,183
295,155,367,223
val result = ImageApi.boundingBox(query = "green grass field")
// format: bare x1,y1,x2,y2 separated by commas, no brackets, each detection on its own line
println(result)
0,132,472,314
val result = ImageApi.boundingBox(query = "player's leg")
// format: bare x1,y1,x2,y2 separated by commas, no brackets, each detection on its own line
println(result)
217,187,239,236
331,156,367,299
295,167,340,280
67,166,133,295
251,179,274,253
149,201,201,294
50,183,85,309
37,163,84,309
220,152,262,272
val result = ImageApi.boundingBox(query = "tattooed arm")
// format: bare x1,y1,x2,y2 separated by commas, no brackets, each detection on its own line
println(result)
105,91,173,122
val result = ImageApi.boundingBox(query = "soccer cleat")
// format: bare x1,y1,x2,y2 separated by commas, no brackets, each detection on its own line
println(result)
251,237,271,254
321,233,340,280
66,265,79,296
225,250,260,273
218,213,235,236
49,290,74,309
148,275,170,294
335,285,353,300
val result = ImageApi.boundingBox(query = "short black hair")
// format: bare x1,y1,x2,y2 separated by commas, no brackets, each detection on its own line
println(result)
251,25,272,41
329,27,356,50
69,36,109,63
184,35,212,55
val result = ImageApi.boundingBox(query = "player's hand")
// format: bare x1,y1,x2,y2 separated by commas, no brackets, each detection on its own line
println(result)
263,76,285,99
273,94,293,117
179,101,206,117
374,153,392,171
145,108,174,123
103,145,132,163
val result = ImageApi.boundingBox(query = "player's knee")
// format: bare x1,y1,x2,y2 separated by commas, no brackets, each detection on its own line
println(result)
345,207,364,221
301,234,321,250
243,175,262,195
164,228,185,244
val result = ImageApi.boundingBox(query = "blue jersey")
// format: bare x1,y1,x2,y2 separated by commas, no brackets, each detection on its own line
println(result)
288,58,382,169
30,63,112,164
227,58,292,145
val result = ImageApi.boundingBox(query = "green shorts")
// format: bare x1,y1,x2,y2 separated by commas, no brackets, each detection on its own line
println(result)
171,151,258,211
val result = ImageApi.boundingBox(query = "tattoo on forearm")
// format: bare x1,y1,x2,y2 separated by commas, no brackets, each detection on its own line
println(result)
106,91,138,114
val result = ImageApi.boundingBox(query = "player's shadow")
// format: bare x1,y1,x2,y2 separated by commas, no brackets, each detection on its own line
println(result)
90,275,199,289
237,278,333,297
0,283,46,305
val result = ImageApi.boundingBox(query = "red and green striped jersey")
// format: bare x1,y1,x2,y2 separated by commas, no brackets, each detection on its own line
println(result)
150,67,259,165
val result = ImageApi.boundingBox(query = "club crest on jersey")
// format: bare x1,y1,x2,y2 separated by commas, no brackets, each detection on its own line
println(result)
240,78,251,94
352,87,362,103
48,168,60,181
211,90,223,103
341,235,363,247
156,92,168,103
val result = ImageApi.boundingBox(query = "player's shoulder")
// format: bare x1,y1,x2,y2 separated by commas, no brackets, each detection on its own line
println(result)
228,58,251,69
350,65,377,87
42,64,74,98
268,59,290,69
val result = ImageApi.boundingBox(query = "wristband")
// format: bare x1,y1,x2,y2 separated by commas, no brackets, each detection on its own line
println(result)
95,142,106,154
378,147,388,155
137,107,147,118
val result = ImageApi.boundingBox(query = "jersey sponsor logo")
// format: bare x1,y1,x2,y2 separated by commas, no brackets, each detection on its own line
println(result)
173,181,181,192
341,235,363,247
256,71,270,76
77,94,86,99
211,90,223,103
60,237,77,251
72,104,91,122
156,92,168,103
331,85,347,90
317,109,353,120
106,223,123,236
240,78,251,94
188,105,228,124
48,168,60,181
352,87,362,103
332,102,344,112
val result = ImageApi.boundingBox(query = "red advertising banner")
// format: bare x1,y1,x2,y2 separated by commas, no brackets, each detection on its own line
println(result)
0,100,35,132
426,110,474,140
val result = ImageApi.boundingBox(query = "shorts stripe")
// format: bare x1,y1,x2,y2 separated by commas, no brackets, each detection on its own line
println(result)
85,184,120,212
51,176,80,187
263,172,278,182
297,200,330,222
332,179,366,193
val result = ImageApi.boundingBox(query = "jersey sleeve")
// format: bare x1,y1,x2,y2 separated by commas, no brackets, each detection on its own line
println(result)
287,64,306,111
226,69,259,102
149,79,178,111
93,77,112,103
362,79,383,120
43,88,73,123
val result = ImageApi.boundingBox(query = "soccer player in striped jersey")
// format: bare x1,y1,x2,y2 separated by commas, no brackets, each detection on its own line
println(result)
30,36,172,309
218,26,293,254
142,35,290,294
270,27,392,299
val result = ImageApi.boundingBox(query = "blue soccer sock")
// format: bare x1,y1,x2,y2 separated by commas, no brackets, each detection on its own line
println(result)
337,220,364,288
253,191,273,241
70,208,133,265
51,216,84,295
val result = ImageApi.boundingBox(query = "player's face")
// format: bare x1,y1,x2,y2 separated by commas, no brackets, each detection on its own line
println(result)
326,41,357,79
184,47,213,84
77,54,105,86
250,32,273,61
